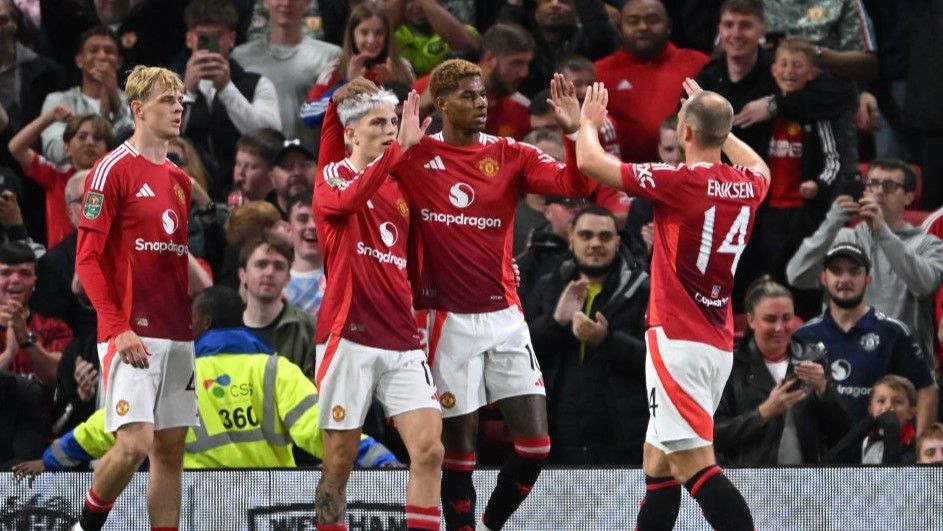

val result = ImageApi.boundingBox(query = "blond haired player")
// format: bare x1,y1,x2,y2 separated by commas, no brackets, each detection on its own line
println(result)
74,66,195,531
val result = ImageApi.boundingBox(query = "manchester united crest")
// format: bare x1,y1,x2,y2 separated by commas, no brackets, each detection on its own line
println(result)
116,400,130,416
440,392,456,409
332,405,346,422
478,157,499,178
396,199,409,218
173,184,187,207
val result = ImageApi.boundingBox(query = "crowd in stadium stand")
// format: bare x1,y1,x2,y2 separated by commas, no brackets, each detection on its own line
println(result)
5,0,943,473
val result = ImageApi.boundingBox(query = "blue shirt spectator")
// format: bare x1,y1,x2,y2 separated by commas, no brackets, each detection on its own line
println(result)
795,307,933,425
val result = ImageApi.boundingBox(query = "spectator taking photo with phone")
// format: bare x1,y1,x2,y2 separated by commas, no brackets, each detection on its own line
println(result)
179,0,281,200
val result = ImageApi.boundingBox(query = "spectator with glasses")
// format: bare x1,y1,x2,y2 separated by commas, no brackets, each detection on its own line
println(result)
787,157,943,410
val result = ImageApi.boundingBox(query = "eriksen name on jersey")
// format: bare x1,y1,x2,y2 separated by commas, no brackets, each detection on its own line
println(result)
706,180,756,200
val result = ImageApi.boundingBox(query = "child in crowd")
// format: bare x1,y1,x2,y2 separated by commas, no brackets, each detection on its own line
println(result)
228,128,283,206
860,375,918,464
8,104,111,247
826,374,918,464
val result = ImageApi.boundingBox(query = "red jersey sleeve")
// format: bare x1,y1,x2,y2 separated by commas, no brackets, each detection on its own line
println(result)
316,142,405,217
619,162,686,202
307,64,339,101
76,158,130,339
519,136,593,197
76,228,129,339
318,101,347,167
25,153,58,189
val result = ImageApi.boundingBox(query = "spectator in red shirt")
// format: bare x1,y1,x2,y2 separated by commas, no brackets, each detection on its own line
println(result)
0,241,72,389
593,0,708,162
8,106,111,248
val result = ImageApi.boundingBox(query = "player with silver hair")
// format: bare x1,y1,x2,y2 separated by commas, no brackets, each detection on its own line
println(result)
336,89,399,127
312,78,444,531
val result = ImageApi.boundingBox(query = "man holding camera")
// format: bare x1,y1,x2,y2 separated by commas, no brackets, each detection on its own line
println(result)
786,160,943,434
180,0,281,199
793,243,936,437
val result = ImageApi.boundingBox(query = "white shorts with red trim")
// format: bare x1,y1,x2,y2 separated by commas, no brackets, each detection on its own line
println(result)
98,337,197,433
315,336,440,430
423,306,545,419
644,327,732,454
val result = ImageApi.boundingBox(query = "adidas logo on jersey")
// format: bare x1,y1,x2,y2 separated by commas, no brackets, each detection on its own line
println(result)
617,79,633,90
136,184,156,198
424,155,445,170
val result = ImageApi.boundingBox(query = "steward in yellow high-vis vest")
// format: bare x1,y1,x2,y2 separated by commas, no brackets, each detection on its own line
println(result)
33,327,397,470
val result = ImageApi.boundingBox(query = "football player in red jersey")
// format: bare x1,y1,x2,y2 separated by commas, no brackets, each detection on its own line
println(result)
74,66,194,531
313,82,444,531
576,78,770,531
393,60,592,531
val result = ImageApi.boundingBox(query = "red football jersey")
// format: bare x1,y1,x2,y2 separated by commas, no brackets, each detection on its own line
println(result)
77,142,192,342
395,132,592,313
620,162,768,350
595,44,708,162
486,92,531,140
767,118,804,209
25,154,77,248
313,103,421,351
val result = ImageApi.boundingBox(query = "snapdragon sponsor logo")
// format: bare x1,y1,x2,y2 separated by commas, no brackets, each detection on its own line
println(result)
449,183,475,208
694,291,729,308
421,182,502,229
135,238,188,256
357,241,406,270
379,222,398,247
162,209,179,234
420,209,502,230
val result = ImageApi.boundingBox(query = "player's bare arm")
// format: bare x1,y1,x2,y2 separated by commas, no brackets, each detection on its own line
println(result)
721,132,770,182
576,83,623,191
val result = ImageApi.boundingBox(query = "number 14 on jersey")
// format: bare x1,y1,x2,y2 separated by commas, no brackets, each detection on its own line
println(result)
695,206,750,275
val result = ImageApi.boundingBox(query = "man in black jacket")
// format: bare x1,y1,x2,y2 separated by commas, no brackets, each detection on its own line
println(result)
179,0,281,200
518,195,585,321
528,206,650,464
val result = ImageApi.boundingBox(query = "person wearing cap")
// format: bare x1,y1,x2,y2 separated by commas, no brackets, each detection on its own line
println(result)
269,138,316,220
527,206,650,465
792,242,937,439
785,158,943,396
